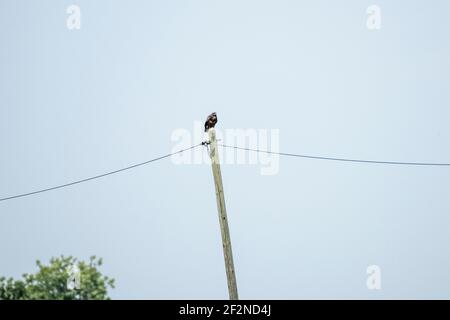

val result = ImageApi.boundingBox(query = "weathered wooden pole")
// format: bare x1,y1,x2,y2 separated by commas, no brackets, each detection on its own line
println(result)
208,128,239,300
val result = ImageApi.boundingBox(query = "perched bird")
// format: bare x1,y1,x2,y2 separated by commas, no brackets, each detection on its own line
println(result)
204,112,217,132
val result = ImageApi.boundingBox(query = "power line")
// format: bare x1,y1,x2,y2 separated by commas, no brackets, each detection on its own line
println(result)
218,144,450,166
2,141,449,203
0,144,202,202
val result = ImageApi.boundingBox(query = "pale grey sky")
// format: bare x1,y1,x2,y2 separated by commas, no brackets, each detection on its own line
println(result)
1,0,450,299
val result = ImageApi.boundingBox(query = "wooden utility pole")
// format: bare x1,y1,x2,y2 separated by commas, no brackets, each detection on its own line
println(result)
208,128,239,300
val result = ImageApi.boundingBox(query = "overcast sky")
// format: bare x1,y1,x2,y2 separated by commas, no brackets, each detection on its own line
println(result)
1,0,450,299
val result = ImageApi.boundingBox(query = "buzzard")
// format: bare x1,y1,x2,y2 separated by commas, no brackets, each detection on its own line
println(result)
204,112,217,132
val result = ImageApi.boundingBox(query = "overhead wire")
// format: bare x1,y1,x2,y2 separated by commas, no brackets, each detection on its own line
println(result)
218,144,450,166
0,143,202,202
2,141,450,203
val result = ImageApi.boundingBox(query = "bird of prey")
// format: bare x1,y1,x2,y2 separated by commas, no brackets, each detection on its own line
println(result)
204,112,217,132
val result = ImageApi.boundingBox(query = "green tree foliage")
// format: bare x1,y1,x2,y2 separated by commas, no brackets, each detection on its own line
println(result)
0,255,114,300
